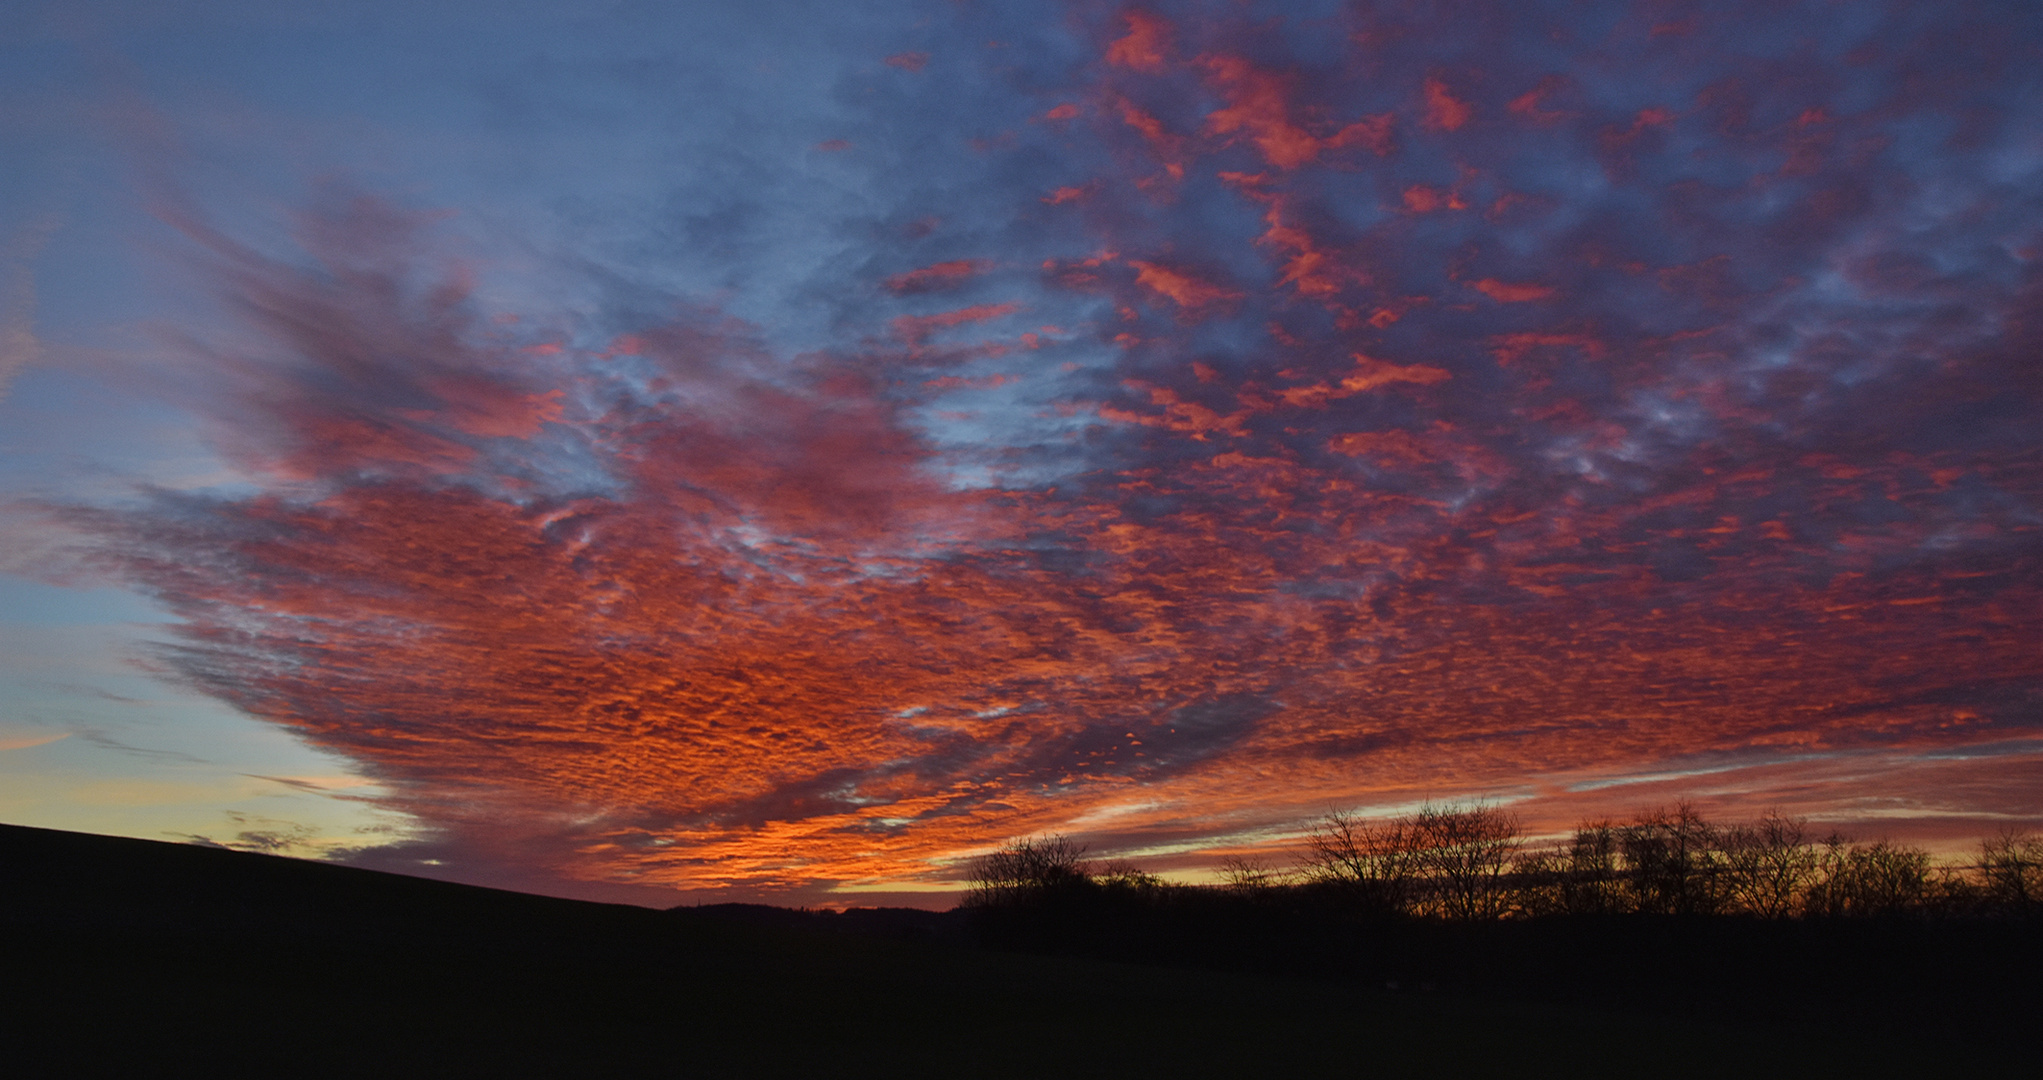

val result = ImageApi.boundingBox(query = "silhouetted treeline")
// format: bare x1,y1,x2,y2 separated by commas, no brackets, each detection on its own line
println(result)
970,805,2043,923
959,808,2043,1047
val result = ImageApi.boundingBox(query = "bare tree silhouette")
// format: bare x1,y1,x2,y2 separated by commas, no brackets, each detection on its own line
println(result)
965,834,1091,908
1092,859,1165,892
1218,854,1281,897
1620,803,1727,915
1978,829,2043,915
1805,836,1932,918
1297,810,1423,913
1412,804,1521,921
1297,803,1522,918
1562,822,1626,915
1721,812,1818,919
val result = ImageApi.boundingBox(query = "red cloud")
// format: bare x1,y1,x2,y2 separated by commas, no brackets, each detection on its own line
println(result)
1277,354,1452,408
890,301,1023,344
1201,56,1321,170
1098,380,1250,439
1401,185,1465,213
1325,428,1437,466
885,259,993,295
1423,76,1472,131
1113,96,1187,179
1106,11,1170,72
1202,56,1397,170
1508,76,1570,125
1472,278,1556,302
1130,260,1243,309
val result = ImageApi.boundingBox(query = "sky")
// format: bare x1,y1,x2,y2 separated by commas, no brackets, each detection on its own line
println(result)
2,0,2039,907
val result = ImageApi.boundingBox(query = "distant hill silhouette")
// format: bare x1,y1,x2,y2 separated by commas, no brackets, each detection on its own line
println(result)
1,823,2024,1077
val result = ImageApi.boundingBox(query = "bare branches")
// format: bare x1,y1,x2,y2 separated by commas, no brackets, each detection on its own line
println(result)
1805,837,1933,918
1217,854,1281,896
1721,813,1817,919
1297,810,1424,913
972,812,2027,925
1414,804,1522,921
1286,804,1980,921
1977,829,2043,914
965,834,1090,908
1297,803,1521,919
1618,803,1726,916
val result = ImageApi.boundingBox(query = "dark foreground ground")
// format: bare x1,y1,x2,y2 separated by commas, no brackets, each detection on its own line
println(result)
1,824,2030,1077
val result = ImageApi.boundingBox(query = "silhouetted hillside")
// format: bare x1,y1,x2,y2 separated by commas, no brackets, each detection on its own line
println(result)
0,823,2022,1077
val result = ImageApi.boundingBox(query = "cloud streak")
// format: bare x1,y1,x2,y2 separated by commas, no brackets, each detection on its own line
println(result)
0,213,62,402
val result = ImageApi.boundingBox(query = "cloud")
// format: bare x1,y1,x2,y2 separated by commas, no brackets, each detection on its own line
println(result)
1470,278,1554,303
0,728,69,752
0,213,62,402
1421,76,1470,132
63,0,2043,900
884,259,994,295
1106,11,1171,73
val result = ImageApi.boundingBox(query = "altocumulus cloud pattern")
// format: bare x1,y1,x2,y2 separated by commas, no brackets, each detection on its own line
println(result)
46,0,2043,900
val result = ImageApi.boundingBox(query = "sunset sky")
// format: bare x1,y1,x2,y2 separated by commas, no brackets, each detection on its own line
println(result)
3,0,2039,906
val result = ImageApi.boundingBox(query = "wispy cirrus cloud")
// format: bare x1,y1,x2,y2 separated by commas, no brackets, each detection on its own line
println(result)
0,213,63,402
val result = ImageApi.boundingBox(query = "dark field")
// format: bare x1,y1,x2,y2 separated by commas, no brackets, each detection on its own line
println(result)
2,824,2030,1077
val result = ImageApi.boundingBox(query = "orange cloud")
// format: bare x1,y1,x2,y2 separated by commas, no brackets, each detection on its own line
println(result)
1099,381,1250,439
1202,57,1397,169
1130,261,1243,310
1325,428,1438,466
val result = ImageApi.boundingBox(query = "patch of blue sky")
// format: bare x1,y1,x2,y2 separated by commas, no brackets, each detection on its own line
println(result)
0,370,255,507
0,577,159,628
916,404,1111,492
9,0,981,360
0,612,404,849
